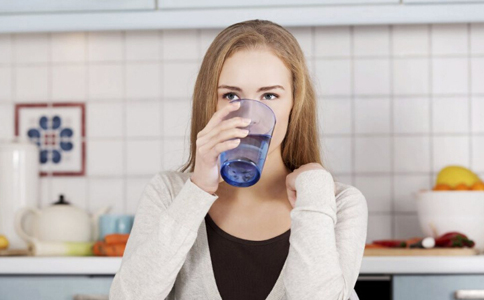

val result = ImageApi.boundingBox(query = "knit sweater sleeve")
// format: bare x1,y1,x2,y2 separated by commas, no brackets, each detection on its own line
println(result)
283,169,368,300
109,171,218,300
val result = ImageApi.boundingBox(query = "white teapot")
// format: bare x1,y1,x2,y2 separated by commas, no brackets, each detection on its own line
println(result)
14,194,111,244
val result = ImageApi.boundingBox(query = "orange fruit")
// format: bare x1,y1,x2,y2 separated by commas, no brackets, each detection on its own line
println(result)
433,183,452,191
454,183,470,190
471,181,484,191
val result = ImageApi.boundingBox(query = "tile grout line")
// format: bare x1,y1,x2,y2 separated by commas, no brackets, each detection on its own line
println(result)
349,26,356,195
14,94,484,103
468,23,473,170
160,29,165,173
86,32,97,212
5,52,484,67
47,32,54,203
389,25,395,239
122,30,128,214
84,32,91,212
9,33,16,141
428,24,434,193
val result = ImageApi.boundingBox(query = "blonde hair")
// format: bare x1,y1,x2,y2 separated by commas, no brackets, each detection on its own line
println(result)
178,19,326,174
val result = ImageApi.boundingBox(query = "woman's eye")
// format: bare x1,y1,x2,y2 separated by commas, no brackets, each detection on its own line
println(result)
262,93,278,100
222,93,239,101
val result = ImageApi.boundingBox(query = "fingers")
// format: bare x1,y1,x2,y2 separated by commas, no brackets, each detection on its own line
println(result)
201,127,249,153
211,139,241,158
197,135,241,163
198,101,241,137
201,116,251,143
218,159,224,183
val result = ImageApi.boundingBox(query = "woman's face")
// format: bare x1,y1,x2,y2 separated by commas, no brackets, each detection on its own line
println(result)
216,48,293,156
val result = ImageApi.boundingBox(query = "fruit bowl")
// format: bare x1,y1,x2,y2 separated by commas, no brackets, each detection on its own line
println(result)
416,190,484,251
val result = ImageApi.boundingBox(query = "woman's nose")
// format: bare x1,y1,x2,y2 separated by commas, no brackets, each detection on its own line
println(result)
245,96,260,101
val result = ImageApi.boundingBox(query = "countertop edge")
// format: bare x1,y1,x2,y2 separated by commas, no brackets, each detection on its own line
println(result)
2,256,484,275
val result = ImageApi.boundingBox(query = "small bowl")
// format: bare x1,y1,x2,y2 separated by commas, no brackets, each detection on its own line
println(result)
415,190,484,251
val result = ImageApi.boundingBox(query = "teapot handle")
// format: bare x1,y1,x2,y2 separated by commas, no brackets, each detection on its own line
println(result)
14,206,40,244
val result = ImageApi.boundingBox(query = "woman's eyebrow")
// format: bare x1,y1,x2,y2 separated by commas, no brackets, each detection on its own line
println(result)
217,85,285,92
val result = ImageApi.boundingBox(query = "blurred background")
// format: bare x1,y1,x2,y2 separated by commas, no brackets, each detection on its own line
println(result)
2,23,483,242
0,2,484,299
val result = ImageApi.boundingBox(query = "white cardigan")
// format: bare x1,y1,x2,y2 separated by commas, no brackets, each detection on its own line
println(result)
109,169,368,300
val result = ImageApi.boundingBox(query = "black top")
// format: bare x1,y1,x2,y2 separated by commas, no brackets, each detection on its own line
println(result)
204,213,291,300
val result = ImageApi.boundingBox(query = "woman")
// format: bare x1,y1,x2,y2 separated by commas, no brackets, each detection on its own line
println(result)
109,19,368,300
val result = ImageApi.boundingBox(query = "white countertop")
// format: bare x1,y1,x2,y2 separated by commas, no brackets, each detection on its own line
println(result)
1,256,484,275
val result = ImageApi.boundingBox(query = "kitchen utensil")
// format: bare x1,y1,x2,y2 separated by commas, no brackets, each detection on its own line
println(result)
0,138,39,250
98,214,134,241
415,190,484,251
219,99,276,187
14,194,111,244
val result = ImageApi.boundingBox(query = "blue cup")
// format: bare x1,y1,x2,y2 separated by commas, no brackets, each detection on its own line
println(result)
220,99,276,187
98,214,135,241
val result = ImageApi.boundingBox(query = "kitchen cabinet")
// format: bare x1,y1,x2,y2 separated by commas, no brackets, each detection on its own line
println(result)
158,0,398,9
404,0,484,3
0,275,113,300
0,257,484,299
393,275,484,300
1,1,484,33
0,0,155,14
4,274,484,300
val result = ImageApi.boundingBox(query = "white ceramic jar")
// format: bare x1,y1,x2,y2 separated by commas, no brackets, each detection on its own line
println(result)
0,138,39,250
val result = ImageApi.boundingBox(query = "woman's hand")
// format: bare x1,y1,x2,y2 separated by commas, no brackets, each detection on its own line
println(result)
190,101,251,195
285,163,326,208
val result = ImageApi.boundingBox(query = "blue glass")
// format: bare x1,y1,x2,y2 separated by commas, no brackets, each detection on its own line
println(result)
219,99,276,188
220,133,271,187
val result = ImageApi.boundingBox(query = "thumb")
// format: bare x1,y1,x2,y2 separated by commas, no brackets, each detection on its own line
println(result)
217,157,224,183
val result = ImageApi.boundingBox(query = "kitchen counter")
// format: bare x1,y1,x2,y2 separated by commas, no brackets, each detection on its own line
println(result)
1,256,484,275
361,255,484,274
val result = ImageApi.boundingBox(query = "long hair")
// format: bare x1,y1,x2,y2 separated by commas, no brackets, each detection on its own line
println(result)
178,19,326,174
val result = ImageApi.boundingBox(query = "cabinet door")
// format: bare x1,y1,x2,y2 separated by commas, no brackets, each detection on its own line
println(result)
159,0,399,9
393,275,484,300
0,0,155,14
0,275,113,300
404,0,484,3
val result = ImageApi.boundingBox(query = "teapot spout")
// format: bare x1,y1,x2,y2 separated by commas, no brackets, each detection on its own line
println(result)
91,205,112,242
94,205,111,217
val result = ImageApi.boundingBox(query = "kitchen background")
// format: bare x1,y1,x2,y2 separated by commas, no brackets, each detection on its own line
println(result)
0,23,483,244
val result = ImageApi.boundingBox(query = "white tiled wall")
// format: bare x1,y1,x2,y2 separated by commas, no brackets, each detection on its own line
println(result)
1,24,483,243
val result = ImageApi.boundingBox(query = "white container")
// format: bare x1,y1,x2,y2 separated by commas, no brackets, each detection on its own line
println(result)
0,138,39,250
416,190,484,251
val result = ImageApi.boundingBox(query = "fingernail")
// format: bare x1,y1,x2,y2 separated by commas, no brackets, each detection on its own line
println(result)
243,118,251,124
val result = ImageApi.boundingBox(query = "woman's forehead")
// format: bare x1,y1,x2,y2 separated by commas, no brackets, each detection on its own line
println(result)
219,49,291,90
